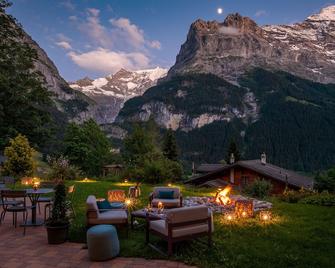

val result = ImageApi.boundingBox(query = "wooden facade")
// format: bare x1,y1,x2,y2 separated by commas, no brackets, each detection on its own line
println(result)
102,164,123,177
187,160,314,194
203,166,290,194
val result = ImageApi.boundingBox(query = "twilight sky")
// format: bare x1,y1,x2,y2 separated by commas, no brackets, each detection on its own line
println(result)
8,0,335,81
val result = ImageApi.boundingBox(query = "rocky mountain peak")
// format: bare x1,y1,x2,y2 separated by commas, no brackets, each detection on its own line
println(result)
190,19,220,33
113,68,132,78
167,7,335,84
223,13,260,33
70,67,167,124
307,5,335,21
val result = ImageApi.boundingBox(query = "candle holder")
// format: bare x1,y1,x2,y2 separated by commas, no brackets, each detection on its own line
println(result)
157,201,164,213
235,200,253,218
32,181,40,191
145,203,152,213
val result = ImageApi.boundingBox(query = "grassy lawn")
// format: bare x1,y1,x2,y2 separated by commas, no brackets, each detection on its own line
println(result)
66,180,335,268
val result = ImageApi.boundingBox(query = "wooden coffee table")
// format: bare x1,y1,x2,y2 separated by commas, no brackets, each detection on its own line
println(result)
130,209,164,229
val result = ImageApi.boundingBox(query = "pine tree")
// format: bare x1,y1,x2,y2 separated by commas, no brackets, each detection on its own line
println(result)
3,134,35,178
163,129,179,161
225,140,241,164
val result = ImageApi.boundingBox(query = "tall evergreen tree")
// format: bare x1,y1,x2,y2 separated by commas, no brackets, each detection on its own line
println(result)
0,2,53,149
225,140,241,164
163,129,179,161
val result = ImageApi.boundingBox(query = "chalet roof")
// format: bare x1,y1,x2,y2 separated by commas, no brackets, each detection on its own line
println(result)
103,164,123,168
199,178,229,188
186,160,314,189
196,164,225,173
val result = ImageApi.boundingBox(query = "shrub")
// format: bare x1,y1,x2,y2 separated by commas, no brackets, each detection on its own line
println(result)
47,155,81,180
143,160,165,184
45,182,69,226
3,134,35,178
300,191,335,206
314,169,335,193
279,188,313,203
244,179,272,199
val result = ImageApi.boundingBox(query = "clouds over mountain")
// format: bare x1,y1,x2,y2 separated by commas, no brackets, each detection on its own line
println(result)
68,48,150,73
57,7,162,74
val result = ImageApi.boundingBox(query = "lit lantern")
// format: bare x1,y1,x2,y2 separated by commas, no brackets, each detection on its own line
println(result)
145,203,152,213
259,211,272,221
167,183,172,187
21,177,33,186
125,198,132,206
157,201,164,213
224,211,236,221
32,180,40,191
124,179,128,183
235,200,253,218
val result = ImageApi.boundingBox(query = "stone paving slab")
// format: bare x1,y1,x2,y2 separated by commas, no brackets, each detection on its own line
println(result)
0,203,196,268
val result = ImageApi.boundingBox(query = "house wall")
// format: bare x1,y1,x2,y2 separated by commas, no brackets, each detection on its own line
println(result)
218,167,289,194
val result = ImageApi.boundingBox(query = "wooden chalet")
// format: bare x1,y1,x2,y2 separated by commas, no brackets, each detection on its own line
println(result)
186,154,314,194
102,164,123,176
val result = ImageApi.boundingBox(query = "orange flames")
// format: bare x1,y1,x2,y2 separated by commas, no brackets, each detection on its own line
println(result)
215,185,232,205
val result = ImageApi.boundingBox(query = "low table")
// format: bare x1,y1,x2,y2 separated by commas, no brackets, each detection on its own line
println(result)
130,209,164,229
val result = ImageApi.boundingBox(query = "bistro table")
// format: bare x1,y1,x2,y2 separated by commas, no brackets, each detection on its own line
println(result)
22,188,54,226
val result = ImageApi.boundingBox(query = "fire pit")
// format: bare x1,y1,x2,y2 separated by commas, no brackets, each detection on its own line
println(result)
183,185,272,214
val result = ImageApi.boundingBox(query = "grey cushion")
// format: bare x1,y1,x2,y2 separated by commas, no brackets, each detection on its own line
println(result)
150,220,209,238
88,210,128,225
149,206,213,238
151,198,180,208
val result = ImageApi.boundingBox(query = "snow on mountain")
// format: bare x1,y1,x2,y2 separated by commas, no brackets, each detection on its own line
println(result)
167,5,335,84
261,5,335,79
307,5,335,21
69,67,168,124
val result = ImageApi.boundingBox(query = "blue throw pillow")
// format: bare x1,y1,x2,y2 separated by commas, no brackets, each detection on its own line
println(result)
158,190,174,199
110,202,124,209
97,199,112,210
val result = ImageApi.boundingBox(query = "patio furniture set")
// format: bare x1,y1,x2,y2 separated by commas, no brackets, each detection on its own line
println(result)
0,181,76,235
86,186,214,258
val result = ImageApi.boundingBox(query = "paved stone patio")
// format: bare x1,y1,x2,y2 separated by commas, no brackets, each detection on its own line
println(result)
0,203,196,268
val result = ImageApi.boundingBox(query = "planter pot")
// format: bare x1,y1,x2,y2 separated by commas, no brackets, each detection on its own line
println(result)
46,224,69,244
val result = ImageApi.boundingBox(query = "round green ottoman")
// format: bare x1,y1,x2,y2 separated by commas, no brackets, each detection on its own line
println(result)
87,225,120,261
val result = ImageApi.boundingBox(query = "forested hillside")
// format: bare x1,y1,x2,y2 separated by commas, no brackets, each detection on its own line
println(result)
117,69,335,172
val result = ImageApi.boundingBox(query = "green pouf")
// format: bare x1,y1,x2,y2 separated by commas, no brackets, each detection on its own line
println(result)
87,225,120,261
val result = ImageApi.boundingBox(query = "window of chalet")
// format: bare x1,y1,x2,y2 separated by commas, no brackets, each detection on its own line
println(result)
241,175,249,187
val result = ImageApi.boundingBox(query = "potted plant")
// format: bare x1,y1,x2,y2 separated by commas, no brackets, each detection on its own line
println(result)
45,181,70,244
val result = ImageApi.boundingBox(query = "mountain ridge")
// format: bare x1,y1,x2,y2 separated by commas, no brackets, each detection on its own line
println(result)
115,6,335,172
166,5,335,84
69,67,167,124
